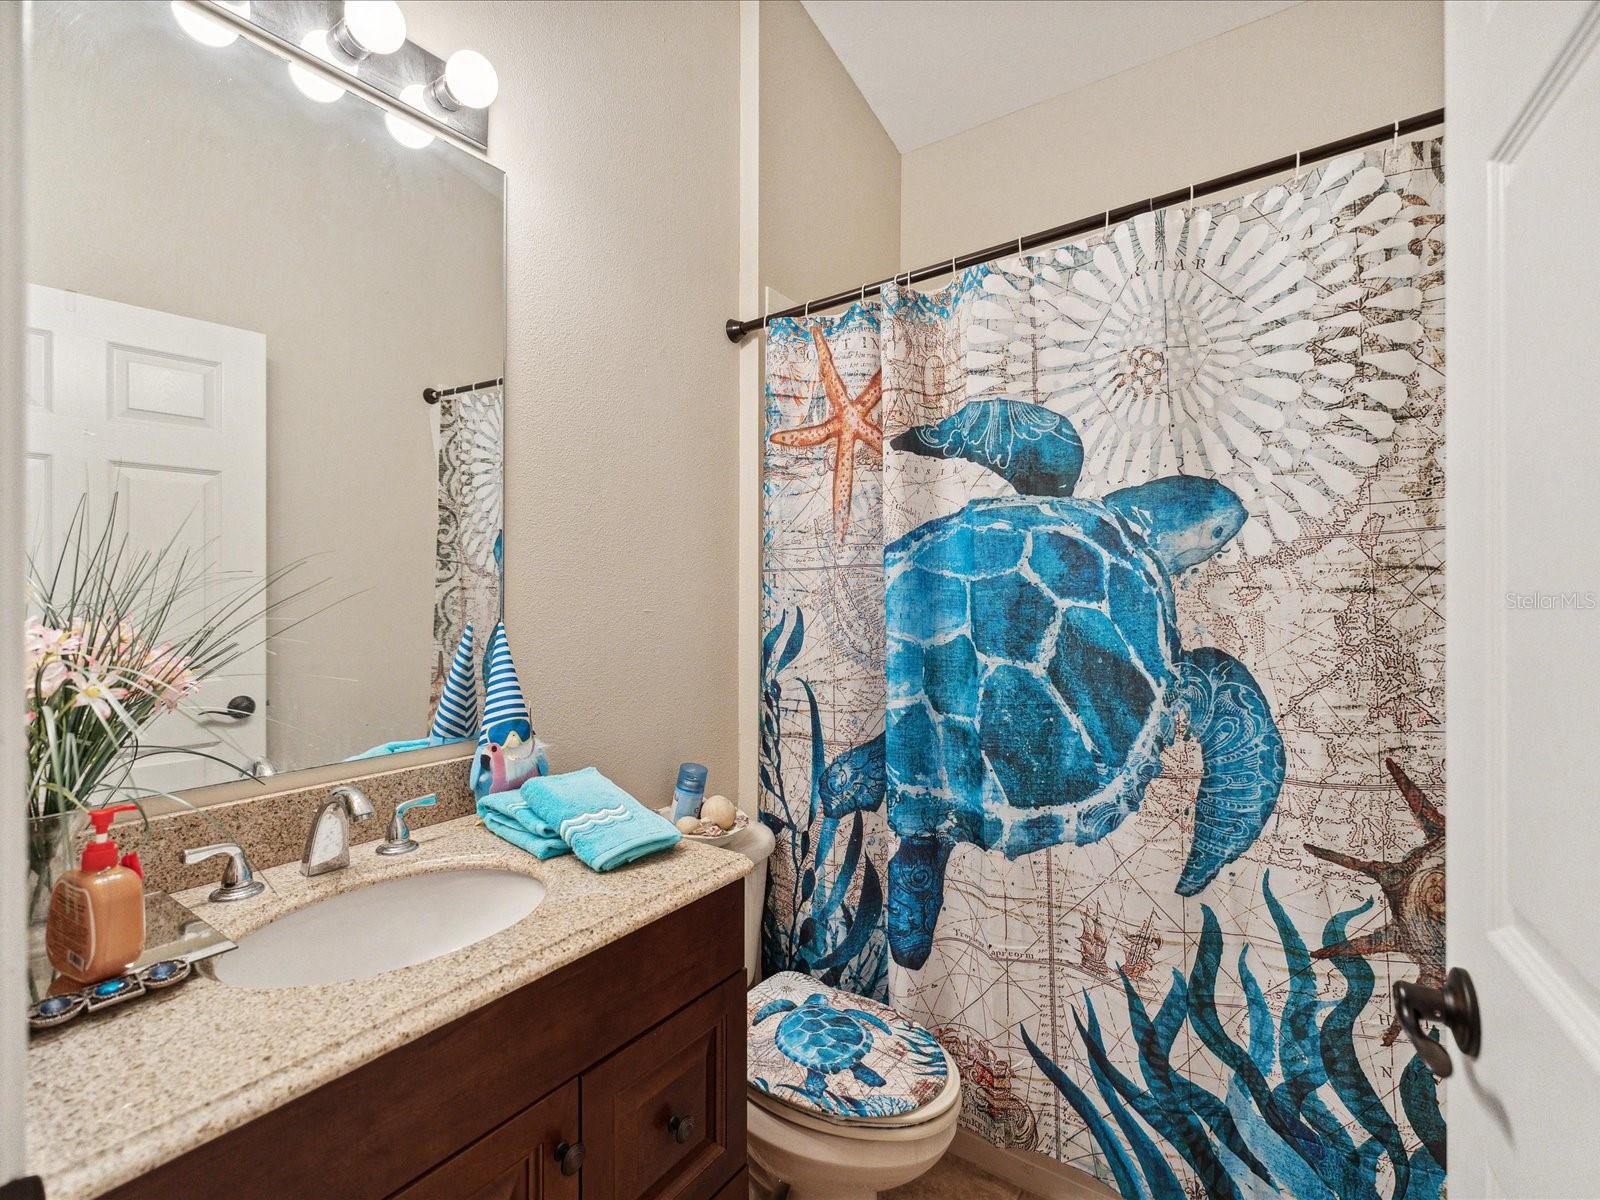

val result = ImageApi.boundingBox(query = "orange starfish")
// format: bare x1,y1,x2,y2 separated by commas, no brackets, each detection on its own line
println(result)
769,323,883,538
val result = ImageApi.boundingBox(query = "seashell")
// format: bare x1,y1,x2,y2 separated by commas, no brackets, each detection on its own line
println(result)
701,795,738,830
676,815,702,833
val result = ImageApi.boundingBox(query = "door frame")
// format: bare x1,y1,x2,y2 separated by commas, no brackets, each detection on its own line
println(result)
1,0,28,1184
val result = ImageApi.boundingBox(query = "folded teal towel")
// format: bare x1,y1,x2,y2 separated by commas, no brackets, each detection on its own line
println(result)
478,790,569,859
348,735,468,762
519,768,681,871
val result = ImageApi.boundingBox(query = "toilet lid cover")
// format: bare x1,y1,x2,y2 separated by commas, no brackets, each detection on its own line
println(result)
746,972,949,1122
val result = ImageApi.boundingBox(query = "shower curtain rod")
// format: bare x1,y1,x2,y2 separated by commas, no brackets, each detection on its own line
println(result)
423,376,504,405
723,107,1444,344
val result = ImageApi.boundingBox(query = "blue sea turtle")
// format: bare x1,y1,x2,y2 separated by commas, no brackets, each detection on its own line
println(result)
753,991,895,1102
829,400,1286,969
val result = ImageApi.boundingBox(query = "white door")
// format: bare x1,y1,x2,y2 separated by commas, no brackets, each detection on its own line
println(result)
1447,3,1600,1197
25,285,267,796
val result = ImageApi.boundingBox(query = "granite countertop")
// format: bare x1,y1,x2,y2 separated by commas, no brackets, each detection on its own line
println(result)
26,814,752,1200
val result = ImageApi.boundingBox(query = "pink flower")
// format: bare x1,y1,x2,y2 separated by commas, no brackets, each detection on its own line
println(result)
24,617,79,662
70,672,126,720
32,659,69,699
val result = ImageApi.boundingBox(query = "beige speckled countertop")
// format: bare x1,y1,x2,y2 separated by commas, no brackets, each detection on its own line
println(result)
26,814,751,1200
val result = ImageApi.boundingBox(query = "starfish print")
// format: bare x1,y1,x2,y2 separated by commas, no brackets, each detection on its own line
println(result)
769,323,882,538
1304,757,1445,1045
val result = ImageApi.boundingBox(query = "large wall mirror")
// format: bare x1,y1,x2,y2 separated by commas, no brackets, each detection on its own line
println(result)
24,1,505,799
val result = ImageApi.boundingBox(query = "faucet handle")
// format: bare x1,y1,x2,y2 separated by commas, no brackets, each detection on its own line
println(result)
180,841,265,902
377,793,437,857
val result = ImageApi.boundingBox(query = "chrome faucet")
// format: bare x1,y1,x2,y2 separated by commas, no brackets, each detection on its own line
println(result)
301,785,375,877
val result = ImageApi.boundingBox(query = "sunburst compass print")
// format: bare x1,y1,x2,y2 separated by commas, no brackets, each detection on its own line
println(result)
964,148,1441,556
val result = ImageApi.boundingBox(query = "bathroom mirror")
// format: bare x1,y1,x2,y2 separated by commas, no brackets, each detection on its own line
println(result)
23,1,505,795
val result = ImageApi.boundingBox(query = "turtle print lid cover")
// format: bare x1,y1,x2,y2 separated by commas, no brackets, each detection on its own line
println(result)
747,972,950,1122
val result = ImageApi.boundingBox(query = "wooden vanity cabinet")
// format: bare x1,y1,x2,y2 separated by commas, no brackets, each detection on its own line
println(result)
104,882,747,1200
391,1080,579,1200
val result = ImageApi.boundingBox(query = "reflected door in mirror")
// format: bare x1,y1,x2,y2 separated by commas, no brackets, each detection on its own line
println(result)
25,285,267,793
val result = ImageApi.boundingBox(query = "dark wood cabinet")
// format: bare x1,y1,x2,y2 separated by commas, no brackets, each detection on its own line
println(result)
583,974,745,1200
105,883,746,1200
393,1080,579,1200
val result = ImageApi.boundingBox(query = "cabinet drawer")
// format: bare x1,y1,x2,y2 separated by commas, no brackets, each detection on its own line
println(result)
391,1080,579,1200
582,972,746,1200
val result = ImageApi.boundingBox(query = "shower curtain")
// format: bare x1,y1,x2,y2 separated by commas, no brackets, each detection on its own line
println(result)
760,139,1445,1199
432,384,504,709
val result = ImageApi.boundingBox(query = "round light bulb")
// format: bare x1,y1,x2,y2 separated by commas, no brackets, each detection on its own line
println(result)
171,1,249,48
386,84,436,150
288,31,347,104
443,49,498,109
340,1,406,56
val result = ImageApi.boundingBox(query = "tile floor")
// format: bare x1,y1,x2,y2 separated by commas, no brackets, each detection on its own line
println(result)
883,1153,1051,1200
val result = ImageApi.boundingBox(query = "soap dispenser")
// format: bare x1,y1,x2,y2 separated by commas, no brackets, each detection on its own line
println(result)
46,803,146,985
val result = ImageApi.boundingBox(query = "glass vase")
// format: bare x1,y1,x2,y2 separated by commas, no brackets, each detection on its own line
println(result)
26,808,86,1000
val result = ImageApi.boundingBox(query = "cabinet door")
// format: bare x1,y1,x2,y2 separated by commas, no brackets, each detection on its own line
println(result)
582,973,746,1200
392,1080,580,1200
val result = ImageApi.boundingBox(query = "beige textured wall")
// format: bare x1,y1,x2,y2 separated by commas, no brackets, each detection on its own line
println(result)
404,1,742,807
759,0,901,300
900,0,1444,264
26,2,502,772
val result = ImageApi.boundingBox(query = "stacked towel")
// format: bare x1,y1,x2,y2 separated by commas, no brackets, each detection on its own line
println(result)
478,790,568,859
478,767,680,871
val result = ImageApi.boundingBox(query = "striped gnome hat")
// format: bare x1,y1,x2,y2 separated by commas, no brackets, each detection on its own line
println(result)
429,623,478,741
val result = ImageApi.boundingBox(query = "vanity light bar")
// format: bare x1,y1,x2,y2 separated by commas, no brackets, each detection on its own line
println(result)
185,0,492,151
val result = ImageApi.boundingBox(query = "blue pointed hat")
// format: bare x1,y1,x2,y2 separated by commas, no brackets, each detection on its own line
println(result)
479,621,532,749
429,623,478,741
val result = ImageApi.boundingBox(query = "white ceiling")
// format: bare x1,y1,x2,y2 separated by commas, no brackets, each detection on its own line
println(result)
801,0,1300,153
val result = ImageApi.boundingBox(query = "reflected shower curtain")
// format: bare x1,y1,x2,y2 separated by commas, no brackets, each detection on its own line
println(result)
761,139,1446,1198
432,384,504,709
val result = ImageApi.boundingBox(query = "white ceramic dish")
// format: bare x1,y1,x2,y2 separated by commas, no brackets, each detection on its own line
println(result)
659,805,751,846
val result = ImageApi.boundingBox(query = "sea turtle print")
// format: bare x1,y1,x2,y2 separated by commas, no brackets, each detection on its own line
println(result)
827,399,1286,969
748,972,950,1120
754,992,895,1100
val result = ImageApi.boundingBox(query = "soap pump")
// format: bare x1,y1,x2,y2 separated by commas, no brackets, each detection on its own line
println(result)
45,803,146,985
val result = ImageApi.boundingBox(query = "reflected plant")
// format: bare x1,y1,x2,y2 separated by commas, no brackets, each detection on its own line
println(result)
25,500,322,909
758,608,888,1000
1025,872,1446,1200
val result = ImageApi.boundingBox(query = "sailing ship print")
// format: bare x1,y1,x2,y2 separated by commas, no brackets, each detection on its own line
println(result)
1117,913,1162,981
1076,905,1109,976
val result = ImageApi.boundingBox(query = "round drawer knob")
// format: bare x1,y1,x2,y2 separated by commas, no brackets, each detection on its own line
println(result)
667,1114,694,1145
556,1140,585,1176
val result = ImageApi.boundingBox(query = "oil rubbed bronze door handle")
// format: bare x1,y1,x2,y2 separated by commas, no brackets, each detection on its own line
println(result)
555,1140,584,1176
199,694,256,720
1393,967,1481,1078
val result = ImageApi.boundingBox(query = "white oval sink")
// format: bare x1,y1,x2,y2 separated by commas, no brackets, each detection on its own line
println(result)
211,869,545,989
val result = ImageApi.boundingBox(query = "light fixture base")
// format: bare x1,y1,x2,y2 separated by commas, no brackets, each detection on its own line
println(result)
198,0,489,150
327,18,370,62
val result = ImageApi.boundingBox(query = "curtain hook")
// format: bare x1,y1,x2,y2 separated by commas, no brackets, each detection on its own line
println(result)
803,298,810,319
1104,209,1110,231
1295,150,1301,175
1393,119,1399,145
951,254,958,278
1189,183,1195,207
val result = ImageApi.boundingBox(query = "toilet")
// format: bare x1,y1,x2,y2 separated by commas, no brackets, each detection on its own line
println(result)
730,824,961,1200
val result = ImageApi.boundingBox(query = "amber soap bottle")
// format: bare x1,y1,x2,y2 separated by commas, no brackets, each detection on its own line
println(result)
46,803,146,985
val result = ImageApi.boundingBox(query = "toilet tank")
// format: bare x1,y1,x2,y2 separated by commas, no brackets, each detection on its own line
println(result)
725,820,775,986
